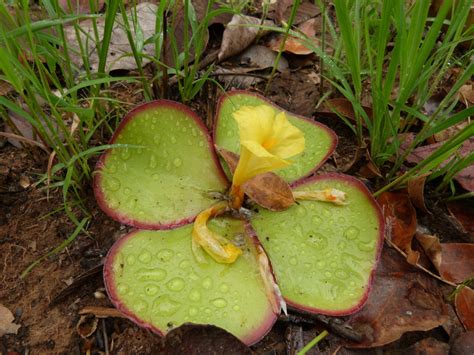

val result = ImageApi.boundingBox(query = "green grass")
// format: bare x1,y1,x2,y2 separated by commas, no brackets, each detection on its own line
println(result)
270,0,474,194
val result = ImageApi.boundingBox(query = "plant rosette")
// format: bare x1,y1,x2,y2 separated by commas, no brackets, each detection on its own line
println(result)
94,90,385,345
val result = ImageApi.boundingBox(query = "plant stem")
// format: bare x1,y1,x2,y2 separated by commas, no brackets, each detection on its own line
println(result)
229,184,244,210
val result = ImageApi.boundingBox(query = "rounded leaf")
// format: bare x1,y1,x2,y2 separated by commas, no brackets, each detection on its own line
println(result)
104,218,279,345
250,174,384,315
214,91,337,183
94,100,228,229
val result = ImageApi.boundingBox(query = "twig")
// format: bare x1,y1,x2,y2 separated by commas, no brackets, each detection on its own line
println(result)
209,72,270,80
0,132,49,152
279,313,363,342
102,319,109,355
384,237,457,287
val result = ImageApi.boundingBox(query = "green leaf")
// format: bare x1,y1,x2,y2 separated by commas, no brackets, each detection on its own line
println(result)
94,100,228,229
104,218,278,345
251,174,384,314
214,91,337,183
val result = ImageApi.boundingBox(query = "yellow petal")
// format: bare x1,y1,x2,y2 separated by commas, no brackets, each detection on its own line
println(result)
192,202,242,264
268,111,305,158
232,143,289,186
233,105,275,144
231,105,305,187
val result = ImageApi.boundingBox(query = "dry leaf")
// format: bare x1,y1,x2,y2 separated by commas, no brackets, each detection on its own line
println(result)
217,148,295,211
268,17,320,55
377,192,419,264
237,45,288,72
455,287,474,331
358,159,382,179
65,3,158,72
415,233,442,270
402,337,450,354
416,234,474,283
406,137,474,192
346,247,449,348
268,0,321,25
407,174,430,213
451,331,474,355
163,0,210,67
447,200,474,238
437,243,474,283
76,314,98,339
218,15,273,62
433,121,468,142
214,67,265,89
459,83,474,105
318,98,373,125
0,304,21,336
0,80,14,96
58,0,104,13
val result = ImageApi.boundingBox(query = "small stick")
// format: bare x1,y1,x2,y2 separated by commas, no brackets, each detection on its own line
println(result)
384,237,457,287
102,319,109,355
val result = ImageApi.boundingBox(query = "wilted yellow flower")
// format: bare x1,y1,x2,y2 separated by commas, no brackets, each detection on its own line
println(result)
232,105,305,187
192,201,242,264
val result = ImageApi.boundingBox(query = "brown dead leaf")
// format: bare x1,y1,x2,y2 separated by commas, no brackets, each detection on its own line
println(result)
0,80,14,96
58,0,104,13
218,15,273,62
319,98,373,125
357,155,382,179
447,200,474,239
76,314,98,339
65,3,158,72
213,67,265,89
0,304,21,336
455,287,474,331
407,173,430,213
403,337,450,355
268,0,321,25
451,331,474,355
433,121,468,143
346,247,449,348
159,324,251,354
217,148,295,211
415,233,442,270
378,192,419,264
437,243,474,283
268,17,321,55
459,83,474,105
406,137,474,192
237,45,289,72
416,234,474,283
164,0,210,67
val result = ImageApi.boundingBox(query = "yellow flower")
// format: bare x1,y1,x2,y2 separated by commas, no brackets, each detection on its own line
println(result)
192,201,242,264
232,105,305,186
